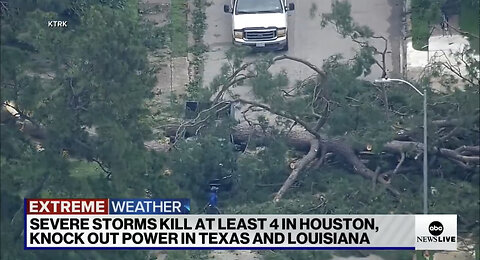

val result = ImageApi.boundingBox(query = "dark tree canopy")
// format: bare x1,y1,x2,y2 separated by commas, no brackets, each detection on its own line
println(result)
1,1,166,259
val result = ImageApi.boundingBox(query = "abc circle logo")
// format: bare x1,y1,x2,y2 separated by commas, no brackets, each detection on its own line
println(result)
429,221,444,236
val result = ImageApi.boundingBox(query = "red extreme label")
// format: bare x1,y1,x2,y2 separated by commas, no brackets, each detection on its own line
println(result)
26,199,109,214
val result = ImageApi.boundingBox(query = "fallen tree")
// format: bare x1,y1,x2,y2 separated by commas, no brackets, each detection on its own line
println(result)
154,40,479,201
5,46,478,202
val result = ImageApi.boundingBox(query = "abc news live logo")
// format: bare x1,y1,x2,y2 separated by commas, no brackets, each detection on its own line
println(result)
417,221,456,243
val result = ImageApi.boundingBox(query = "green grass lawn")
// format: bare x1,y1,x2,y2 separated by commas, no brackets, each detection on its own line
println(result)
69,160,104,178
411,15,430,50
410,0,435,50
412,0,479,52
459,0,479,52
170,0,188,57
38,160,102,198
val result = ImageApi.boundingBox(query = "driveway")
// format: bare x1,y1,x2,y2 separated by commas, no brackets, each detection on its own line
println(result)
202,0,403,91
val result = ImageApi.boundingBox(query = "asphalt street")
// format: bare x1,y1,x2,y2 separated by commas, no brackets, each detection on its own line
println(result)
202,0,403,95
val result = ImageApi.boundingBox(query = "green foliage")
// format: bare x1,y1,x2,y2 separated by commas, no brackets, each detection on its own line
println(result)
322,59,378,130
186,78,210,100
165,2,479,259
1,0,167,259
460,0,480,52
223,163,479,238
333,250,415,260
262,250,332,260
234,139,291,202
165,250,209,260
320,1,378,78
411,0,445,50
141,20,168,50
207,47,251,100
0,249,149,260
191,0,207,40
429,86,479,147
165,127,238,209
415,251,435,260
186,0,208,100
321,0,374,38
429,172,479,236
321,0,355,37
170,0,188,56
250,61,289,103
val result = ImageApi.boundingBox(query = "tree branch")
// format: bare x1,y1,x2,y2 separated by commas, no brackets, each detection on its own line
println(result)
455,145,479,155
234,98,322,140
274,139,320,202
393,152,405,174
372,166,381,191
273,55,327,78
91,158,112,179
212,63,254,104
445,21,480,39
438,148,480,165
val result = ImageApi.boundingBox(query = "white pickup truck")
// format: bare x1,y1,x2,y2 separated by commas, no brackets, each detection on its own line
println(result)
223,0,295,51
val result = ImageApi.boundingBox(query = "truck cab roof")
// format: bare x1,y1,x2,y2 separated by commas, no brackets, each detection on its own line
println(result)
234,0,285,15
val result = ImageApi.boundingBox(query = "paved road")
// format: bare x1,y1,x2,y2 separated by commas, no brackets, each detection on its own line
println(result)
203,0,403,93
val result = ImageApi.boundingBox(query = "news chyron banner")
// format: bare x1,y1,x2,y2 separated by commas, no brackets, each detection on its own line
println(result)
25,198,457,250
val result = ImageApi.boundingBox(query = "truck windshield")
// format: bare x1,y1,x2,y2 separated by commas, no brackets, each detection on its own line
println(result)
235,0,284,14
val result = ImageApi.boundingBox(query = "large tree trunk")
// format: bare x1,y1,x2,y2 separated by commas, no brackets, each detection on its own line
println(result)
324,139,400,195
232,124,401,195
384,140,480,167
162,123,401,196
231,123,313,151
163,123,313,151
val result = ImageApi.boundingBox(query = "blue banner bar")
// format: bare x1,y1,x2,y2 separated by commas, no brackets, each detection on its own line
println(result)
109,199,190,214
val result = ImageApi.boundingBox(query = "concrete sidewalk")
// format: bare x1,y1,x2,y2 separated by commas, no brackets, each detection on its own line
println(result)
142,0,189,101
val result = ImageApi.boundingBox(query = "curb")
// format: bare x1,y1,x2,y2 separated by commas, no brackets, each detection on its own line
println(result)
186,1,195,83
